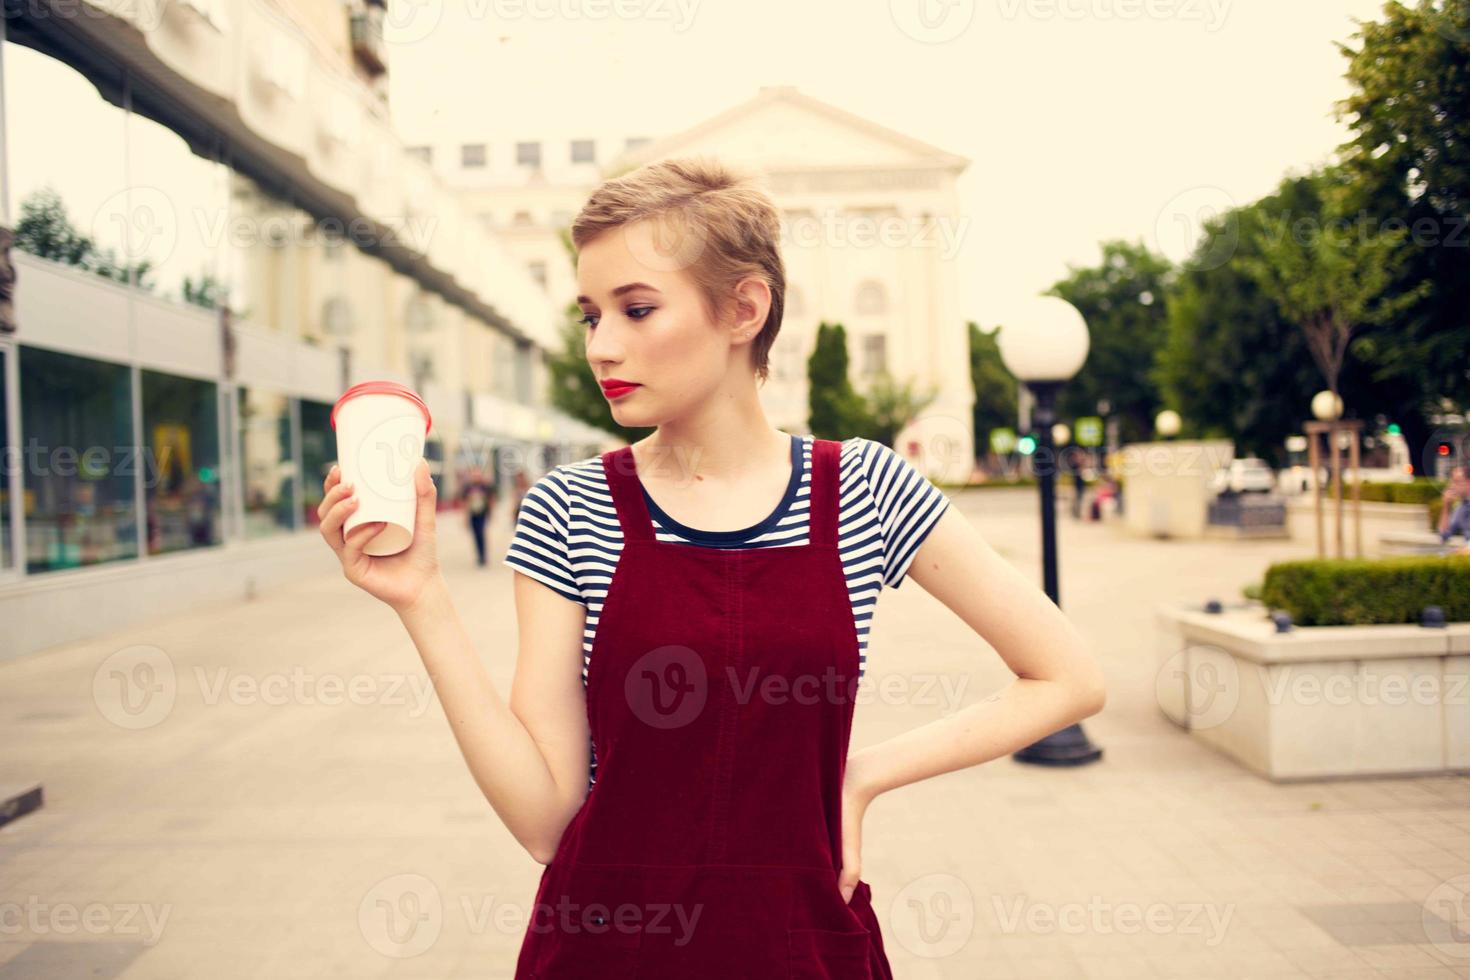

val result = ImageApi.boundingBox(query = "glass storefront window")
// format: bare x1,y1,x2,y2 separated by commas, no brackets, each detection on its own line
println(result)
238,386,296,538
142,370,222,555
1,348,10,571
20,348,137,572
299,400,332,529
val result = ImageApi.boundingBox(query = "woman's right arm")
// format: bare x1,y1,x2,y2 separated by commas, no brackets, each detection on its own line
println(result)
319,459,590,864
395,574,592,864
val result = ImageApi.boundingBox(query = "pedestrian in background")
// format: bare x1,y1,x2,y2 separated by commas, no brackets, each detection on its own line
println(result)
1439,464,1470,548
459,467,497,567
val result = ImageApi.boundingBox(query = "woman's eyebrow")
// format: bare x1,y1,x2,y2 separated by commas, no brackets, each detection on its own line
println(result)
576,282,662,304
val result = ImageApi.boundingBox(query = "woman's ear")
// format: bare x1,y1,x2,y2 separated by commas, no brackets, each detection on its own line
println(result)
728,276,771,343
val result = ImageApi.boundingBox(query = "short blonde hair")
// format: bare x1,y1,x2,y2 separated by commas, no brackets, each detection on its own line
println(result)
571,156,786,385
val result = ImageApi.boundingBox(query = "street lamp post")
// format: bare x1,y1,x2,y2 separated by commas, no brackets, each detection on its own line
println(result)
996,296,1104,767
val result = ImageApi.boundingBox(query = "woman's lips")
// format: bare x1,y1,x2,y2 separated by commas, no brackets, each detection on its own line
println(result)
602,383,640,399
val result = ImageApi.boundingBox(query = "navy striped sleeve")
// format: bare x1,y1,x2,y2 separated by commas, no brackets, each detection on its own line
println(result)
501,469,584,605
859,439,951,590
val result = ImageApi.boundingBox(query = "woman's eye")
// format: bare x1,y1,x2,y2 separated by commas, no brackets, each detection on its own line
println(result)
627,306,654,319
577,314,598,328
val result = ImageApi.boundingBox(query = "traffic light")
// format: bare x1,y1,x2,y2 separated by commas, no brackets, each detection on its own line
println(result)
1438,441,1454,458
1017,434,1038,456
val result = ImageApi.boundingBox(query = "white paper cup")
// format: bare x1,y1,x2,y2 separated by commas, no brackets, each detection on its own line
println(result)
331,381,433,556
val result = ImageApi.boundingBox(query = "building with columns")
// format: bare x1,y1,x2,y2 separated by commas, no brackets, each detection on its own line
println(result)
414,86,976,479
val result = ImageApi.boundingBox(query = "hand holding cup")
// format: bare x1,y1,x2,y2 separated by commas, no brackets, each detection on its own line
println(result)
318,459,442,613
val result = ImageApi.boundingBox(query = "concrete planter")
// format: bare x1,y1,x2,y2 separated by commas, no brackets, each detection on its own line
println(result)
1155,602,1470,781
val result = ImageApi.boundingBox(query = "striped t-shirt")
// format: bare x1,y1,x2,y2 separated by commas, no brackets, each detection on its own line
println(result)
501,433,952,784
499,431,946,787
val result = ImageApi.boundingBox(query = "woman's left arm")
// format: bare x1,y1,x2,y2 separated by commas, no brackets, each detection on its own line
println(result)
837,505,1107,902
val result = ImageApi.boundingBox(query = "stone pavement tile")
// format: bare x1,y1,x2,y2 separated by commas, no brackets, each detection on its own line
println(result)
0,941,149,980
996,953,1090,978
1138,951,1241,977
1354,942,1465,972
1073,951,1170,977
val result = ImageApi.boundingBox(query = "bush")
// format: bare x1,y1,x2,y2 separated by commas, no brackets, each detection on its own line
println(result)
1259,555,1470,626
1355,479,1443,505
1339,480,1445,530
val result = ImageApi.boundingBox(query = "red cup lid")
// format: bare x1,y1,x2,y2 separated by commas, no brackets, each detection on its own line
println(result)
331,380,433,433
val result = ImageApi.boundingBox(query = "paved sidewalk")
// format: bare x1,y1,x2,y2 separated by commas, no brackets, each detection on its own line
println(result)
1,489,1467,979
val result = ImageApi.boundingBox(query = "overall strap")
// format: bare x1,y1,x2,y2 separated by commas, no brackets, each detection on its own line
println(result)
602,446,656,542
809,438,841,547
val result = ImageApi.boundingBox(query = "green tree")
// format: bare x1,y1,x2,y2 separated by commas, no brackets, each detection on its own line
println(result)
1239,165,1433,407
1331,0,1470,470
807,321,868,439
1047,240,1173,445
851,370,939,447
1153,181,1331,464
969,321,1017,464
14,186,154,290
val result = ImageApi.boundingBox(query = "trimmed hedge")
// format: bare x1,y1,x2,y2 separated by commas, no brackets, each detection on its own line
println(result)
1330,480,1448,530
1260,554,1470,626
1355,479,1444,505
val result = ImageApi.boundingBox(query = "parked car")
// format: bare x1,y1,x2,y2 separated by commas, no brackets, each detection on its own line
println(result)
1210,458,1276,495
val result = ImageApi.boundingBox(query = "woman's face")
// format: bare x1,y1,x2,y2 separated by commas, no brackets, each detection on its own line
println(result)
575,218,744,429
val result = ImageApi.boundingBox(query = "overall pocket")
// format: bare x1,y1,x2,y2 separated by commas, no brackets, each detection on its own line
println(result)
787,925,873,980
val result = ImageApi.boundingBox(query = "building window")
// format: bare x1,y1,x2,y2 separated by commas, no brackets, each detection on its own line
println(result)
407,145,432,165
855,280,887,315
528,260,548,288
142,369,223,555
461,143,486,168
570,139,595,164
299,400,333,530
516,141,541,167
478,212,495,231
862,334,887,377
512,210,534,227
20,348,138,572
625,136,651,152
238,386,297,539
550,210,572,228
0,349,9,570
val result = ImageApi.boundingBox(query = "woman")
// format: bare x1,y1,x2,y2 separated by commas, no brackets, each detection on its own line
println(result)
316,157,1107,977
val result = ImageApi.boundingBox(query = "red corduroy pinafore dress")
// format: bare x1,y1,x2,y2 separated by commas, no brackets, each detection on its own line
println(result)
513,437,894,979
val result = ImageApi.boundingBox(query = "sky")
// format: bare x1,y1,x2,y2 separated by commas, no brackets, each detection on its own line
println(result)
383,0,1390,328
